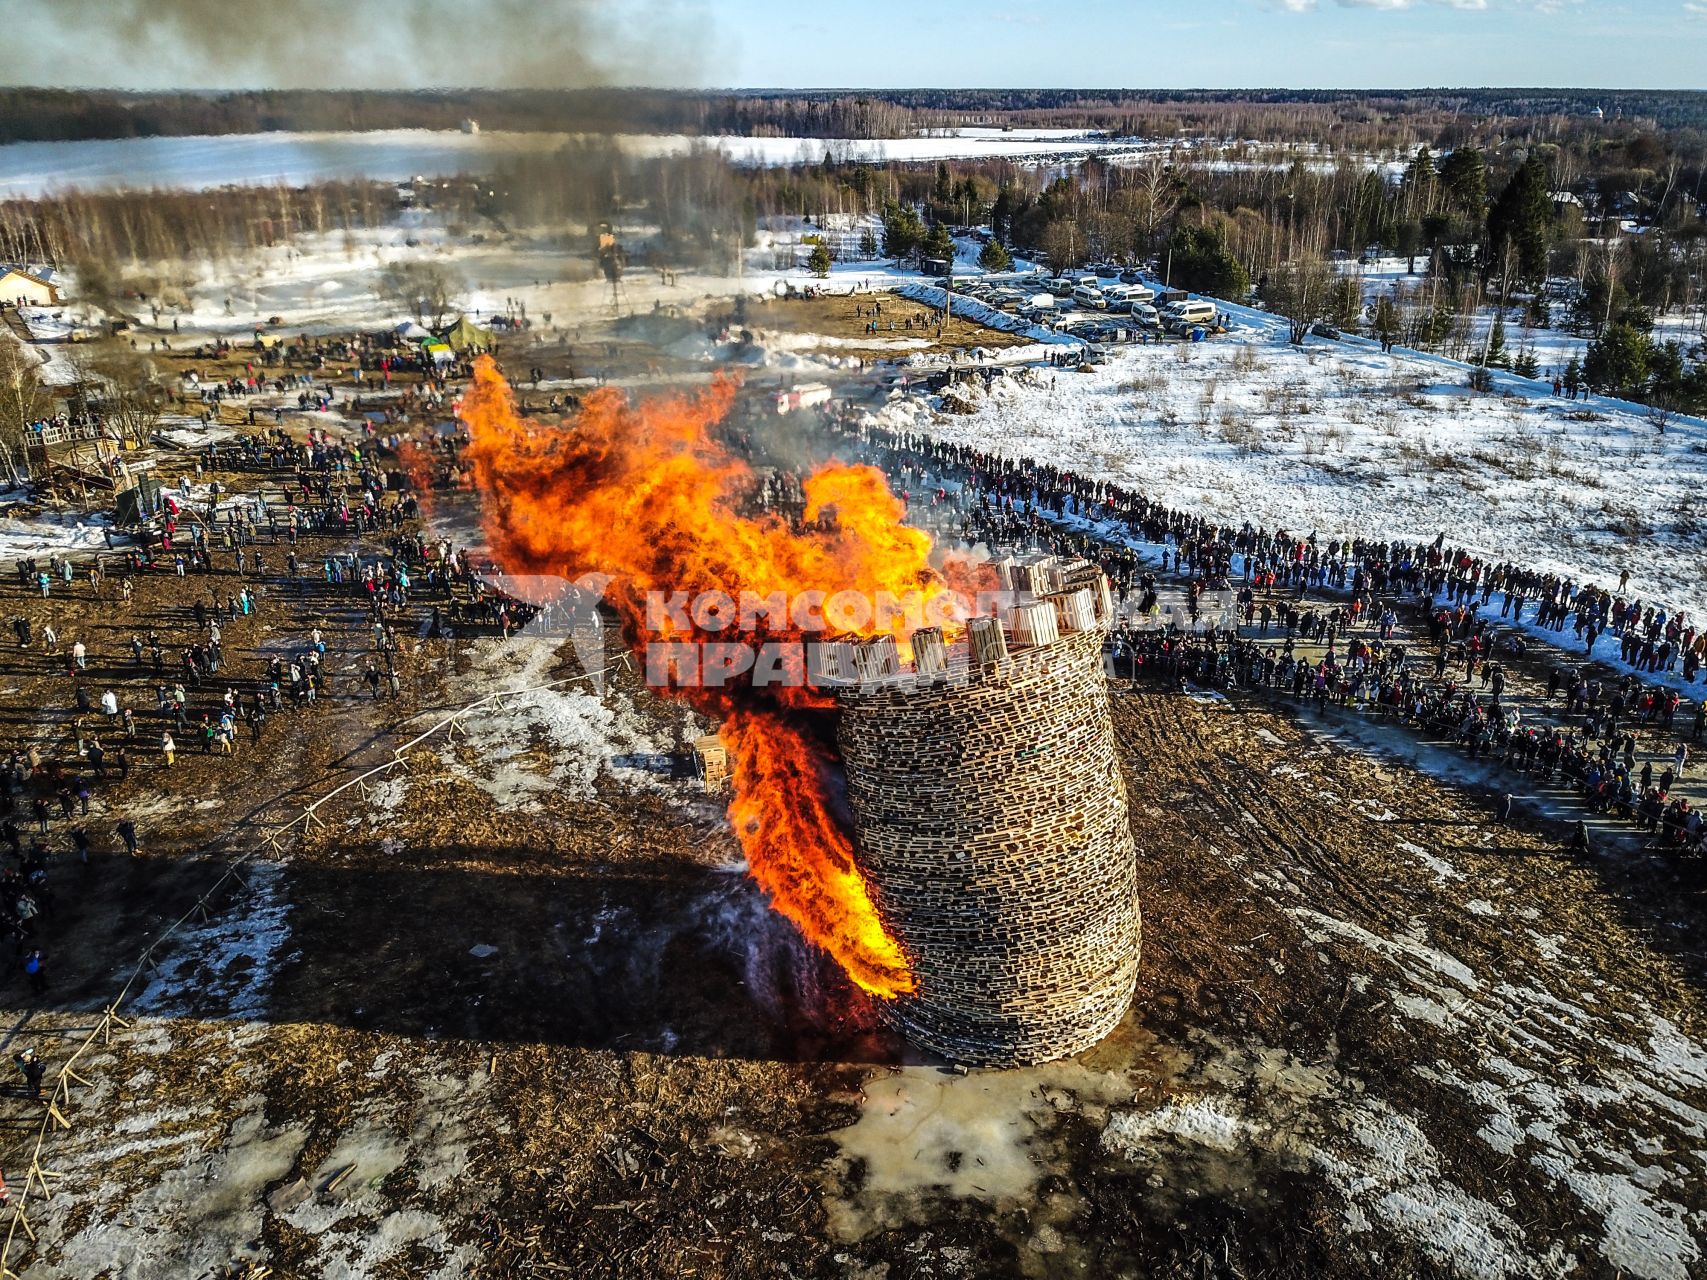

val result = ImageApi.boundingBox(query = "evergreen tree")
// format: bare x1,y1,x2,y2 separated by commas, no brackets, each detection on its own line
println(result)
1512,345,1539,379
1439,147,1488,216
922,221,956,264
859,226,877,259
1485,312,1509,368
1167,223,1250,299
807,238,832,279
990,187,1013,243
1487,155,1553,286
881,201,926,260
978,238,1013,272
1402,144,1436,195
1563,357,1582,398
1583,322,1653,397
1648,340,1687,404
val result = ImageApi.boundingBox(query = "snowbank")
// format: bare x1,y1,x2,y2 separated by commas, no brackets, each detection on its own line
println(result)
894,283,1080,345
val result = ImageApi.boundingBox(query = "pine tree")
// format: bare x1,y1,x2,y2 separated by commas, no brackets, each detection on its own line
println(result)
807,239,832,279
922,221,955,264
1512,345,1539,379
1439,147,1488,216
978,238,1012,272
1563,357,1582,398
1167,224,1250,298
1487,155,1553,287
990,187,1013,243
1486,313,1509,368
1584,323,1653,397
859,227,877,259
1401,145,1436,211
881,201,926,260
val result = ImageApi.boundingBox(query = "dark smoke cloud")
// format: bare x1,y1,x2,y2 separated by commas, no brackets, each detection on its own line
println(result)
0,0,713,90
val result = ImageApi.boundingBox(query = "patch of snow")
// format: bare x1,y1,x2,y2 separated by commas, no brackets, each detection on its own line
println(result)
130,859,292,1020
440,637,667,807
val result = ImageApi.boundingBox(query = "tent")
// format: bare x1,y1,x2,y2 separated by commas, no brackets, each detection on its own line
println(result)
115,475,164,527
393,320,431,340
440,315,495,353
420,338,454,366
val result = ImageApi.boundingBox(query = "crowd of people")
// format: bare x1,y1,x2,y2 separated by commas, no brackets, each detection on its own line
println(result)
798,409,1706,857
0,420,539,1020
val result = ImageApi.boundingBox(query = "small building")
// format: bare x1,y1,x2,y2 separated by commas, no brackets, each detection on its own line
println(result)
0,265,62,307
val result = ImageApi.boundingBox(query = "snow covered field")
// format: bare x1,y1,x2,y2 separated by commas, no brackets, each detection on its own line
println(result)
0,127,1164,199
1348,255,1706,375
874,326,1707,623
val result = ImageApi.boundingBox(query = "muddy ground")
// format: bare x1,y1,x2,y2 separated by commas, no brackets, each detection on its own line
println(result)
1,569,1703,1278
0,313,1703,1280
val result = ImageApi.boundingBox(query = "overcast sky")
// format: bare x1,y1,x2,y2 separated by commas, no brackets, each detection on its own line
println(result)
0,0,1701,91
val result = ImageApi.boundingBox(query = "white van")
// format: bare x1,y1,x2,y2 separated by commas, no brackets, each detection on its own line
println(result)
1071,284,1108,310
1163,299,1217,329
1102,284,1152,313
1046,277,1075,296
1131,303,1161,328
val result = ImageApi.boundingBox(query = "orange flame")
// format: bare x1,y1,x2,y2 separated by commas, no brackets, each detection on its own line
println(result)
458,354,923,997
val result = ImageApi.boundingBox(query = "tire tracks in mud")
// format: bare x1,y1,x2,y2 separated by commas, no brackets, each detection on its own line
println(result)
1113,691,1411,936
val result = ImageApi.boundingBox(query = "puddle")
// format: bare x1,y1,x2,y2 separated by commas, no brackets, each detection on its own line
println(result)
822,1019,1181,1240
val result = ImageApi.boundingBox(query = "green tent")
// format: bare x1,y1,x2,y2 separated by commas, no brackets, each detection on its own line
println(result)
115,474,164,528
441,315,495,352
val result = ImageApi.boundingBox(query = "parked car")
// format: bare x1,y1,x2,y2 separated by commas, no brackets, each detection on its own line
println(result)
1310,321,1341,340
1118,268,1146,284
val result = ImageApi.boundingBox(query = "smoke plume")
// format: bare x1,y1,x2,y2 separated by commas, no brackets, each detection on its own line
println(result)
0,0,709,91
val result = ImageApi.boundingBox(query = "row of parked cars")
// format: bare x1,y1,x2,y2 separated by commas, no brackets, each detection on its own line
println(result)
948,267,1221,339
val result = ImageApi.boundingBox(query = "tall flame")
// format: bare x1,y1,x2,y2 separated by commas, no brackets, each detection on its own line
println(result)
458,355,928,997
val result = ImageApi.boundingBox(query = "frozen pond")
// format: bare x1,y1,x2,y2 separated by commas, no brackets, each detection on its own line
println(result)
0,127,1159,198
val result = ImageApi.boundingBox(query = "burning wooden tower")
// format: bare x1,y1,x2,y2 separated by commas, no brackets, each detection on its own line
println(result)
814,556,1141,1066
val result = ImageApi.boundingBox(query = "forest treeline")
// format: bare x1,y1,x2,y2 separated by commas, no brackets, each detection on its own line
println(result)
6,93,1702,411
3,86,1706,146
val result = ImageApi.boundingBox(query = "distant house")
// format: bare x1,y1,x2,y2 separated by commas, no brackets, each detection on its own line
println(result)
0,264,61,307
